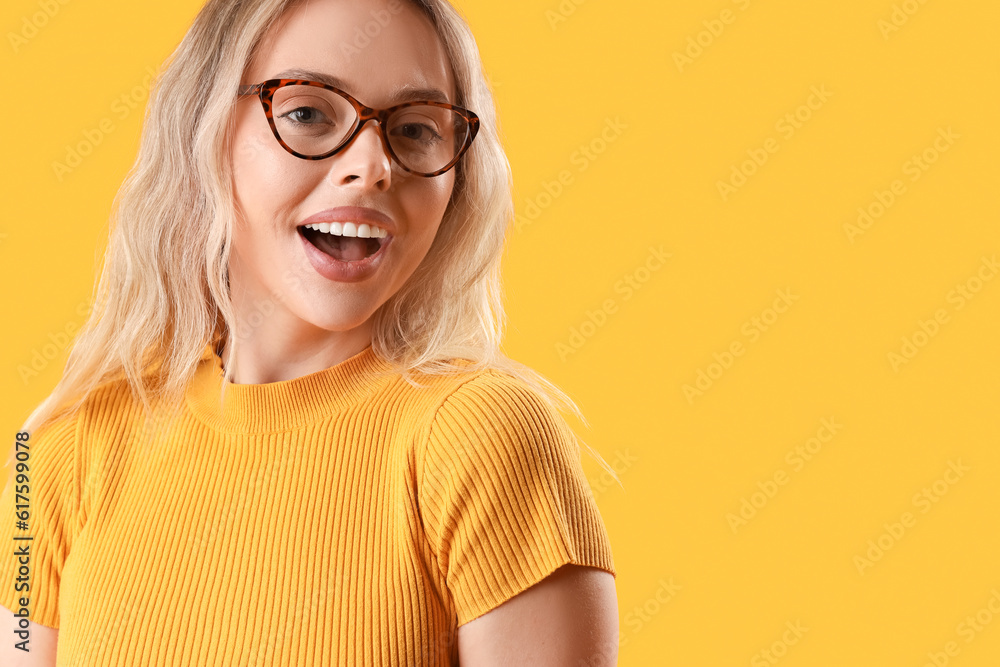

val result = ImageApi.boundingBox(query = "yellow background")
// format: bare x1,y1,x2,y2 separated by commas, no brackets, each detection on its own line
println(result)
2,0,999,664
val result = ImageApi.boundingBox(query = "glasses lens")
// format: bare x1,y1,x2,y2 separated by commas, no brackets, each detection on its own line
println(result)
271,85,357,157
385,104,471,174
271,85,471,173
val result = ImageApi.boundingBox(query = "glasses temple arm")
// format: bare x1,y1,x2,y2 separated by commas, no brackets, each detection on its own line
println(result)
237,83,263,97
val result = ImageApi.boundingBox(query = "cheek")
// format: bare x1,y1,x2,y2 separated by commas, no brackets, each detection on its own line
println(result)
231,131,310,229
401,177,455,264
232,132,278,206
232,133,270,183
416,173,455,225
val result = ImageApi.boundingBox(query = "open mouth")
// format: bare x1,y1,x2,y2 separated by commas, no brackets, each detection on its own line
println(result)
298,224,386,262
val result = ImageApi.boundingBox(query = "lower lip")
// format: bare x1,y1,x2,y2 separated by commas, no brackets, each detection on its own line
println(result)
298,227,392,282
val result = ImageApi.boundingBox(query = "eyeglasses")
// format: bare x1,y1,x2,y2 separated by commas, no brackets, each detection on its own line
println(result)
236,78,480,177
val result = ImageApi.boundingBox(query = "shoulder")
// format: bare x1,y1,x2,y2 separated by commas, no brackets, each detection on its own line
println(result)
0,390,92,508
413,368,616,627
69,376,150,448
417,367,583,499
428,366,566,427
382,359,563,437
421,367,575,457
11,375,151,477
1,405,80,497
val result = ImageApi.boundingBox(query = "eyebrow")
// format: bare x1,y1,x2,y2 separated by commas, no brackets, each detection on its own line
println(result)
272,68,453,105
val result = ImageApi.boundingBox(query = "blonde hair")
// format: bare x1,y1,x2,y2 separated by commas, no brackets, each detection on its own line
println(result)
6,0,620,487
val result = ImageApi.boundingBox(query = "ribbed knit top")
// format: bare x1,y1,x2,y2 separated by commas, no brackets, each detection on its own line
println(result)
0,342,615,665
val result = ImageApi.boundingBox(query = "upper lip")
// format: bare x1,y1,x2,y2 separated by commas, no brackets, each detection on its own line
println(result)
299,206,395,235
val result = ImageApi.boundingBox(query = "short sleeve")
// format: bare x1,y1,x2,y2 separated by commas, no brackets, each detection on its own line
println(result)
0,410,82,629
418,372,615,627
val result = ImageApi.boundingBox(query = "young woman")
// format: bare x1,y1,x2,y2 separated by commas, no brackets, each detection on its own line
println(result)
1,0,619,664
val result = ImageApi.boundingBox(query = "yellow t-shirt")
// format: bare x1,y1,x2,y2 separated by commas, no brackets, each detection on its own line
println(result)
0,343,615,665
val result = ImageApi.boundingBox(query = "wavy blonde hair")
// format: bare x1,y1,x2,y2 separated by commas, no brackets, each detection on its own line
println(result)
6,0,619,487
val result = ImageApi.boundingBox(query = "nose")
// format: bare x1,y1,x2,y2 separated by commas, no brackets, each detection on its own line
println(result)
328,119,393,189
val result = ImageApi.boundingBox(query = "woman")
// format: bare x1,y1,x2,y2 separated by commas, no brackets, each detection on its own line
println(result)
1,0,620,664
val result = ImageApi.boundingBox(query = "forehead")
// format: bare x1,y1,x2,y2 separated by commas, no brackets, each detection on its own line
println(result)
248,0,456,107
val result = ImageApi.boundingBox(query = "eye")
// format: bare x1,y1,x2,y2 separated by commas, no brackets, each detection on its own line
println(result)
281,106,330,125
392,122,443,143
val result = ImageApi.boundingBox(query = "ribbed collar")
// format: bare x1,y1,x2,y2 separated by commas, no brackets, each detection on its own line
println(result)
185,341,396,434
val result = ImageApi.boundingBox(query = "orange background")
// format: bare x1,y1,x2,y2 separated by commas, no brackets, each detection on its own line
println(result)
1,0,999,664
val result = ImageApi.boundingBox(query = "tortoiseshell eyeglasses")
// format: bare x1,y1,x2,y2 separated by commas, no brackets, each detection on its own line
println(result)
237,78,480,177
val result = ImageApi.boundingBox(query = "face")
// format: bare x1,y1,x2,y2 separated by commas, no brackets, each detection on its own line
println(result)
228,0,457,349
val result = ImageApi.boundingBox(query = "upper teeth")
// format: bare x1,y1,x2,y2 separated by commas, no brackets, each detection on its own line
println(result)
303,222,389,239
